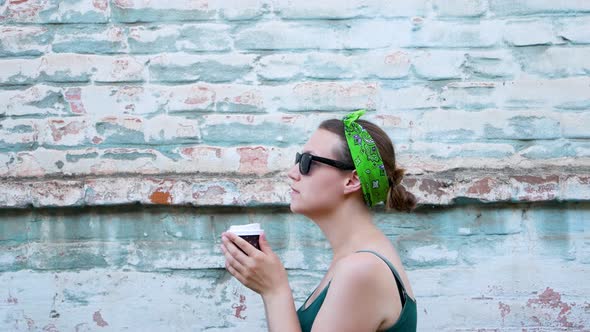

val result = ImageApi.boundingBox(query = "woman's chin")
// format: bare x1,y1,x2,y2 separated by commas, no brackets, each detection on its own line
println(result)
289,202,300,214
289,200,306,215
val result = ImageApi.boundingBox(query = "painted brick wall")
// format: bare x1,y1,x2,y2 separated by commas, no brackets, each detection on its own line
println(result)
1,203,588,331
1,0,589,331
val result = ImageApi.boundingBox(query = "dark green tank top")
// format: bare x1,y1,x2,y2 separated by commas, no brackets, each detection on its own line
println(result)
296,250,417,332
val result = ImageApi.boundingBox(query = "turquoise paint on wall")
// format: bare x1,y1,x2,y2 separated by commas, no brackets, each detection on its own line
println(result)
1,202,588,330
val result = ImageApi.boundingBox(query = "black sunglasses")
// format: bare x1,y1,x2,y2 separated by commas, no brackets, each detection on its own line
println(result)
295,152,355,175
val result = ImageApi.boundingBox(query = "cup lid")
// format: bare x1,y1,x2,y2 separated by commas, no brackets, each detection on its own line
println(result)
227,223,263,236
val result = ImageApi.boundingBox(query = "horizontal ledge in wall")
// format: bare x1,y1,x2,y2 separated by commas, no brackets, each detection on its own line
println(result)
0,168,588,208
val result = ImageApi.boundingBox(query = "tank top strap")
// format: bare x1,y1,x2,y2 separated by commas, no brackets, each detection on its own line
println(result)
355,250,410,299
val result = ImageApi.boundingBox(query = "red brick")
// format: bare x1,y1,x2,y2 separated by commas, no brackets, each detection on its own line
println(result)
149,190,172,205
237,146,268,175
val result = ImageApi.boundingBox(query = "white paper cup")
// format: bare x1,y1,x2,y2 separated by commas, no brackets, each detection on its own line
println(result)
227,223,263,251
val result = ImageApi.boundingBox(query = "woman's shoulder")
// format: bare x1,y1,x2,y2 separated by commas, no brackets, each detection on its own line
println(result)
320,251,401,319
347,246,415,301
331,250,394,287
321,254,390,307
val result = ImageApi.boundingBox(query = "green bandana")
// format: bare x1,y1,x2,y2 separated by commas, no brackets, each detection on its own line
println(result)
343,110,389,207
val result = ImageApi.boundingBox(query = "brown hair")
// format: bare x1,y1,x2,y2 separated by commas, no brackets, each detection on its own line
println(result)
319,118,417,212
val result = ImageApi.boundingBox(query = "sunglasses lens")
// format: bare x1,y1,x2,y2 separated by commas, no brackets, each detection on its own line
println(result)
295,152,306,175
300,153,311,175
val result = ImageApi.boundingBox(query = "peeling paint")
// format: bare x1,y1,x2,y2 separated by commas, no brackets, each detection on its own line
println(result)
193,185,227,204
92,310,108,327
418,179,446,197
6,291,18,304
232,293,247,320
233,90,263,107
384,51,410,65
149,190,172,205
5,0,45,21
467,177,493,195
375,114,402,126
403,178,417,188
93,0,108,11
42,323,59,332
64,87,86,114
180,146,222,159
526,287,583,329
237,146,268,174
498,301,510,322
184,85,216,105
25,316,35,330
512,175,559,185
512,175,559,201
48,119,85,142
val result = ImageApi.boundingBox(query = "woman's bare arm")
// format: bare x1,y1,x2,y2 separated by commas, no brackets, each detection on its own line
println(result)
262,286,301,332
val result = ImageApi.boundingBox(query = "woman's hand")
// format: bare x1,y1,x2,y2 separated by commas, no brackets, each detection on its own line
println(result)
221,232,290,298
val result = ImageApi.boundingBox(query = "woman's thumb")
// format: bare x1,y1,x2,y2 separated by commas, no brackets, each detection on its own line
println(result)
259,232,272,253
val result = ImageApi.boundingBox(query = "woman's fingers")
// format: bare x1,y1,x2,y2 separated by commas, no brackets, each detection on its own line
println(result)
221,234,250,265
222,243,259,289
258,232,272,254
223,232,259,257
221,242,247,275
224,257,248,284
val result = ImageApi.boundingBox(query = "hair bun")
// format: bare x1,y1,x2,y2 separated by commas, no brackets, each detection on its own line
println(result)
392,168,404,186
386,167,417,212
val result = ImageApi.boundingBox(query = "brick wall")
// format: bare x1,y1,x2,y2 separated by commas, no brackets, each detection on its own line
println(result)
1,0,589,331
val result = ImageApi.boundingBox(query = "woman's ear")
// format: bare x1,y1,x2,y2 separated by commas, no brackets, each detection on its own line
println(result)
343,170,362,195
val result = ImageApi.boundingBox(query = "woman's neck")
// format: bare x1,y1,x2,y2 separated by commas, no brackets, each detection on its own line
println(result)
310,200,380,261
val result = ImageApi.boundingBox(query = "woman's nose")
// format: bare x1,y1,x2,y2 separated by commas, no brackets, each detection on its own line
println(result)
287,162,300,180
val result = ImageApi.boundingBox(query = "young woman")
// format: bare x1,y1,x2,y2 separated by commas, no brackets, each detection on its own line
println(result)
221,110,417,332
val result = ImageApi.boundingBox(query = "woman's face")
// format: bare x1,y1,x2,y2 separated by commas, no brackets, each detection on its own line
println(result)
288,128,351,217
